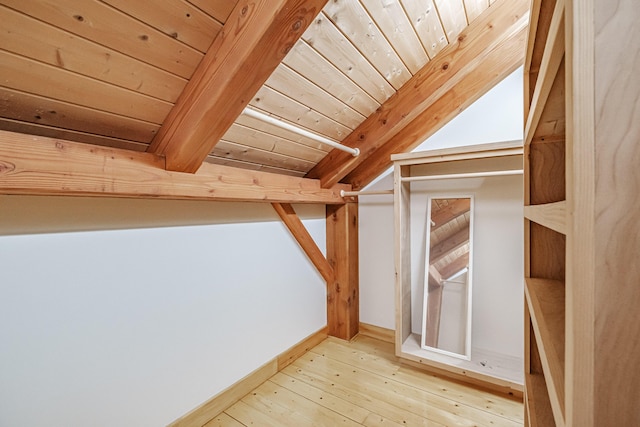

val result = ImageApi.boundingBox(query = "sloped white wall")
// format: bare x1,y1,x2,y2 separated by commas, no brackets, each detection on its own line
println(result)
0,196,326,427
359,68,524,355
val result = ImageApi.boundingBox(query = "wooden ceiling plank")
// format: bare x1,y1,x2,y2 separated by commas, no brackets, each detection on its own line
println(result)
272,203,335,283
401,0,449,60
148,0,329,173
283,39,380,117
435,0,469,42
2,0,202,79
205,156,306,178
222,123,327,162
186,0,236,23
302,13,395,104
0,50,172,124
235,113,331,153
0,87,159,143
250,86,353,142
0,119,149,152
360,0,429,75
0,131,349,203
306,0,529,188
0,5,186,103
213,140,316,173
102,0,223,53
464,0,490,23
321,4,410,89
265,64,366,129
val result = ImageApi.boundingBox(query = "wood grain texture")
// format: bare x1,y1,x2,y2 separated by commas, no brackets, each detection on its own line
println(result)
307,0,529,188
272,203,335,284
0,5,186,103
333,4,528,189
1,0,202,79
525,278,565,425
0,51,172,124
523,201,566,235
401,0,449,60
322,3,411,90
102,0,222,53
283,39,380,117
0,87,159,143
0,131,350,203
358,323,395,344
301,12,395,104
149,0,328,173
529,139,565,204
592,0,640,425
326,202,359,340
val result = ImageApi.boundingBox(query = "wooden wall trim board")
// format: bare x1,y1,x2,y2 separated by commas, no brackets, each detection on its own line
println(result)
0,131,350,204
272,202,335,283
168,326,329,427
149,0,329,173
400,354,524,399
358,323,395,344
306,0,530,189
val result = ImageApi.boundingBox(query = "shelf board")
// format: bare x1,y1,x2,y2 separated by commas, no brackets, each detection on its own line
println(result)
525,278,566,427
524,201,567,235
526,372,556,427
524,0,565,146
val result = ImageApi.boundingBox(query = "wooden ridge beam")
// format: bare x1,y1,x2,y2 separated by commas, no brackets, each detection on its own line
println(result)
272,203,335,283
344,24,527,190
149,0,328,173
0,131,349,203
307,0,529,189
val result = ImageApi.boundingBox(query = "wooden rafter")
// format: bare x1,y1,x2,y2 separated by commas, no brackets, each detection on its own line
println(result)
148,0,328,173
430,228,470,265
305,0,529,188
0,131,349,204
431,199,471,230
440,252,471,280
272,203,335,283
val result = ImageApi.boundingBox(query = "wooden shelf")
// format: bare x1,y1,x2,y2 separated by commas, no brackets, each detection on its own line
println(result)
524,201,566,235
524,0,565,146
525,278,565,426
526,372,556,427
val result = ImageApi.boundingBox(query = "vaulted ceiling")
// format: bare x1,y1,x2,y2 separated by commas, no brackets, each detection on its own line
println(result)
0,0,528,203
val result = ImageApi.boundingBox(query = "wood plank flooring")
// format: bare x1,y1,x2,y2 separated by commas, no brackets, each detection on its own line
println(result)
204,335,524,426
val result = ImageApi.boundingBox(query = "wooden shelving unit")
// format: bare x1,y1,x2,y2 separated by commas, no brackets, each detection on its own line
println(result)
524,0,566,425
524,0,640,426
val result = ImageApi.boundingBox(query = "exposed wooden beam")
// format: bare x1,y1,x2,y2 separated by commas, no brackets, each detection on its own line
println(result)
431,199,471,230
272,203,335,283
440,252,471,280
148,0,328,173
0,131,349,203
326,202,359,340
430,228,470,264
305,0,529,188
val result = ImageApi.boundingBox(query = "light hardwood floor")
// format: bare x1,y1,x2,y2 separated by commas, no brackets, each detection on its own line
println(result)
204,335,523,426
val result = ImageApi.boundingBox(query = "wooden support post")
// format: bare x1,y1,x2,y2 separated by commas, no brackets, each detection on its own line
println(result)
326,202,359,340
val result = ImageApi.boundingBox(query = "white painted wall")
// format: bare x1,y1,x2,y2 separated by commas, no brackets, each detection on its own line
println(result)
359,68,524,360
0,196,326,427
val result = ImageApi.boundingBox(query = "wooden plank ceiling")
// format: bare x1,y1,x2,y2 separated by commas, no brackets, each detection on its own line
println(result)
0,0,528,196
